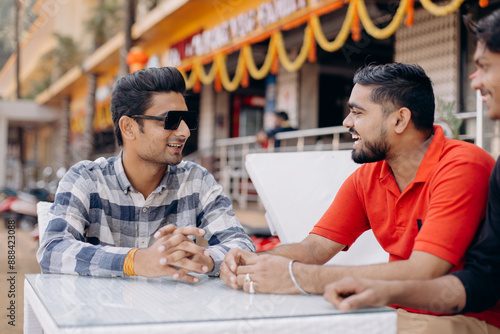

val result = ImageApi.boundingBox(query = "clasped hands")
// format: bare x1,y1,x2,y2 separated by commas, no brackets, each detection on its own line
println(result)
133,225,214,283
220,249,391,311
220,249,303,294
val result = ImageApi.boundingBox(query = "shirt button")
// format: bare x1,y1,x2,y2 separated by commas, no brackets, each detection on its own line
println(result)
215,272,220,277
142,207,147,213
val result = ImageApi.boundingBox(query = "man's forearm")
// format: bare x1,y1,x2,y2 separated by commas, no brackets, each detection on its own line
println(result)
262,237,342,265
262,243,325,264
38,238,129,277
388,276,465,313
294,252,453,294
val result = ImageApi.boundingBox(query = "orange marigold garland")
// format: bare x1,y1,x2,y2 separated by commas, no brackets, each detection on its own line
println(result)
193,77,201,93
308,24,317,63
405,0,415,26
214,71,223,92
271,51,280,74
351,1,361,42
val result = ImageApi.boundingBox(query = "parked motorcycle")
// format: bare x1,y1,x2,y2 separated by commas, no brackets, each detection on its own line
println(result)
0,188,38,230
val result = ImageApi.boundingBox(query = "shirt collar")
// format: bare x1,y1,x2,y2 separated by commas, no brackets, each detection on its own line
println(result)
413,125,445,183
114,150,133,194
114,150,172,195
379,125,445,183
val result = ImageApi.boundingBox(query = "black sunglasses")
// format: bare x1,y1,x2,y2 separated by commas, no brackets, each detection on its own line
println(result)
131,110,198,130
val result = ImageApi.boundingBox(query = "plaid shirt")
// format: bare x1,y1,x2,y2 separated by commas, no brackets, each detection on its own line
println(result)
37,152,255,277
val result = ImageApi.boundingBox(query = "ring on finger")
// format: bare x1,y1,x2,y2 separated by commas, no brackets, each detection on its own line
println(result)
245,273,251,283
249,281,256,294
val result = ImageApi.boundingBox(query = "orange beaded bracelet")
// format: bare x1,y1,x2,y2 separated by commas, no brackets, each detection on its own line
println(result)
123,248,138,276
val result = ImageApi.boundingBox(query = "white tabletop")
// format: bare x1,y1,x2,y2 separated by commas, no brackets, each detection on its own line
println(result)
24,273,397,334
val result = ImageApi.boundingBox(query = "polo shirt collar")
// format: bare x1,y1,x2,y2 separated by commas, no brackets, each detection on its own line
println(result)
114,150,133,194
413,125,445,183
378,125,445,184
113,150,170,195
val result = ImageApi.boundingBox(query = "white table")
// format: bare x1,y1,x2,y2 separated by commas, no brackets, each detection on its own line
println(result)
24,274,397,334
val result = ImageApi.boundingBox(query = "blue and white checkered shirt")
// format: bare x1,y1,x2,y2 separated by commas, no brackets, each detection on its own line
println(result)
37,152,255,277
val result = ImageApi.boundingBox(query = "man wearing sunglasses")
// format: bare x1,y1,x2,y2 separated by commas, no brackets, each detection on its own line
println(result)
38,67,255,282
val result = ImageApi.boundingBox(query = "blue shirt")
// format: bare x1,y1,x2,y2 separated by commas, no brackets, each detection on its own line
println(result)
37,152,255,277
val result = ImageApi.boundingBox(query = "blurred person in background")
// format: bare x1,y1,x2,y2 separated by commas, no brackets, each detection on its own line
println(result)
256,111,296,148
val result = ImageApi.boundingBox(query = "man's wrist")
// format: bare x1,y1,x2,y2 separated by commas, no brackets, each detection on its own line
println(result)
295,262,334,294
289,260,310,294
204,250,219,276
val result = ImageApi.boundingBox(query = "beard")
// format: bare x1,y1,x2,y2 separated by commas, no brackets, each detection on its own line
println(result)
138,145,184,167
351,129,390,164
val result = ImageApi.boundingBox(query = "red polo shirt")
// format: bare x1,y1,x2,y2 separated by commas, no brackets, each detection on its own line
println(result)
311,126,496,320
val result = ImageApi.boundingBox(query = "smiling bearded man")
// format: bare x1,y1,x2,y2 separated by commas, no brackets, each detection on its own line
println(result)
220,63,495,334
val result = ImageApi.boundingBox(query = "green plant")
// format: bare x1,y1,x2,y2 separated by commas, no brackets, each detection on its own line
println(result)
25,34,82,98
435,98,462,140
85,0,122,50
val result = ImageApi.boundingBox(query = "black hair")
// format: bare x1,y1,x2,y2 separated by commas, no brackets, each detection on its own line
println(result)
353,63,435,132
464,9,500,53
275,111,289,120
110,66,186,146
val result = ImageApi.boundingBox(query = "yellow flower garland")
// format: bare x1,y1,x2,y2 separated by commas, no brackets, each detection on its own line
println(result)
216,52,245,92
194,61,217,85
243,37,277,80
181,65,197,90
274,25,312,72
309,2,354,52
420,0,465,16
357,0,408,39
179,0,474,92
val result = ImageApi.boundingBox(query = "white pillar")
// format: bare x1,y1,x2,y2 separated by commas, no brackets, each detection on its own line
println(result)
215,90,230,141
276,65,299,128
199,85,215,156
300,62,319,130
0,116,8,187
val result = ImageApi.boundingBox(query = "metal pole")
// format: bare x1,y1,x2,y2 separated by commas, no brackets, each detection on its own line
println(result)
476,89,483,148
14,0,21,99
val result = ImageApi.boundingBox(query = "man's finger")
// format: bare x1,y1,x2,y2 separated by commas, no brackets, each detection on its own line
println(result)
172,226,205,237
161,234,195,251
167,241,206,258
220,261,239,289
225,250,239,272
336,290,375,311
161,241,207,264
154,224,177,239
159,250,189,265
171,268,200,283
169,256,211,274
235,266,259,286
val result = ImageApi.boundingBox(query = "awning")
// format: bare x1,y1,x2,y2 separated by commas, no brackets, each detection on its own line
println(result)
177,0,477,93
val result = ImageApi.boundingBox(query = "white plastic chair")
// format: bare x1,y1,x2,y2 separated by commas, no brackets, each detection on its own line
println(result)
36,201,53,240
245,150,389,265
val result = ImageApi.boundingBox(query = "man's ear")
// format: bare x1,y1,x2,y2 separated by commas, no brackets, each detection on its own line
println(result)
119,116,136,142
393,107,412,134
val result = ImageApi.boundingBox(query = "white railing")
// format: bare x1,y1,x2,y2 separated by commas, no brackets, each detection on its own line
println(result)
215,126,351,209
